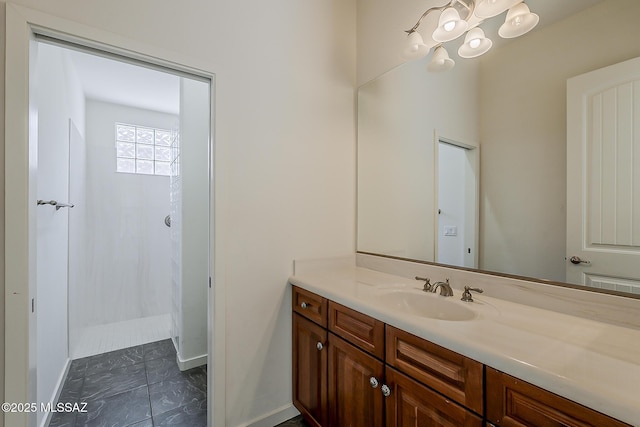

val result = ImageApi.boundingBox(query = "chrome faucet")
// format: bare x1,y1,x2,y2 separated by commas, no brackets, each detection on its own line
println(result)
415,276,432,292
431,278,453,297
460,286,484,302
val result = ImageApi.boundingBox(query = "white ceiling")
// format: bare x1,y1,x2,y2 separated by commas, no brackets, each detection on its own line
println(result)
66,47,180,115
479,0,604,47
523,0,604,24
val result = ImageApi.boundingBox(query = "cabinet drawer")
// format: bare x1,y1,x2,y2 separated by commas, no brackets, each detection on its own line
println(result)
385,366,483,427
329,301,385,359
386,326,483,415
486,367,632,427
293,286,327,327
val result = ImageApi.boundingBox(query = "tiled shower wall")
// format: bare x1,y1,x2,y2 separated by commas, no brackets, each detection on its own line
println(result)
70,100,178,355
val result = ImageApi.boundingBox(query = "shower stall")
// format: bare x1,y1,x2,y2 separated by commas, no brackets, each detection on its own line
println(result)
68,99,180,359
34,41,211,423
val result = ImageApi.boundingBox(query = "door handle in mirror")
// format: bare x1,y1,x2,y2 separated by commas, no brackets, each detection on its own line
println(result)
569,256,591,265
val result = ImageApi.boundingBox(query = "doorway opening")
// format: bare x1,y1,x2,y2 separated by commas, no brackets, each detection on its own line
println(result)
33,38,211,427
5,8,221,426
436,138,479,269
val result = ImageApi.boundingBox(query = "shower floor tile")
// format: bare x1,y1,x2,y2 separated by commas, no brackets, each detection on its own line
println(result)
50,339,207,427
72,314,171,359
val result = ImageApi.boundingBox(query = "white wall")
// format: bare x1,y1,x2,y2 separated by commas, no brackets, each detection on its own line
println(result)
176,77,208,365
80,100,175,330
478,0,640,281
212,3,356,425
357,58,479,261
0,2,357,426
35,42,85,427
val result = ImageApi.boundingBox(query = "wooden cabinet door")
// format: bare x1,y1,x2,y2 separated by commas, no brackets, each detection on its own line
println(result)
385,367,483,427
328,333,385,427
486,368,631,427
293,313,328,427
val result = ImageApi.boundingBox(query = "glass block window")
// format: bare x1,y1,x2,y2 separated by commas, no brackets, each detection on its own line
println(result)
116,123,172,176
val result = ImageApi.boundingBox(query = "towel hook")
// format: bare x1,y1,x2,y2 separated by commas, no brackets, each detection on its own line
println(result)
37,200,75,211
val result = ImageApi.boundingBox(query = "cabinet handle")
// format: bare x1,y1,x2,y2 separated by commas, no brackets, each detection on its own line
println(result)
300,302,309,309
369,377,379,388
381,384,391,397
316,342,324,351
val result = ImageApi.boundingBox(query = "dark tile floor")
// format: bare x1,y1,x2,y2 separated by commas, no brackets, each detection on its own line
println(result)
275,415,309,426
49,339,207,427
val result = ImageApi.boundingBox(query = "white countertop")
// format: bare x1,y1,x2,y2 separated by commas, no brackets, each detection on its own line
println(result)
289,259,640,425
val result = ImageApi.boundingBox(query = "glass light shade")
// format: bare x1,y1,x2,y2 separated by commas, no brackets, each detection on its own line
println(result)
474,0,522,19
432,8,468,43
427,46,455,72
458,28,493,58
402,31,430,60
498,3,539,38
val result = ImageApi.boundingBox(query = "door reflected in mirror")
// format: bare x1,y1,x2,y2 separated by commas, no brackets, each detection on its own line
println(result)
436,140,478,269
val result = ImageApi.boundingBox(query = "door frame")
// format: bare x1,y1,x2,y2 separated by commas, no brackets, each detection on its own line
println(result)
4,4,224,426
433,131,480,269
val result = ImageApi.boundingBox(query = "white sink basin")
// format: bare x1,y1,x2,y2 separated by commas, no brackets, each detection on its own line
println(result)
382,290,477,321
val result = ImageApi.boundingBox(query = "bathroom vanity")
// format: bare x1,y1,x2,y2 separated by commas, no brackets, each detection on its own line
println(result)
289,254,639,426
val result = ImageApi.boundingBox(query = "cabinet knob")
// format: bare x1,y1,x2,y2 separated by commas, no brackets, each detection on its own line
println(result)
300,302,308,309
381,384,391,397
369,377,379,388
316,342,324,351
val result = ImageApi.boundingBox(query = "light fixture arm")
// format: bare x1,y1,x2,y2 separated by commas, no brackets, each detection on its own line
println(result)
454,0,474,15
405,5,447,34
405,0,475,34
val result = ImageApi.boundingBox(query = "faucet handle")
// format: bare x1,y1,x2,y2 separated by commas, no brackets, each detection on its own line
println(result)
461,286,483,302
415,276,432,292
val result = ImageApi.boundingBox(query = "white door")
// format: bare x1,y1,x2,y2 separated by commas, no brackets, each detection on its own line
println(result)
566,56,640,292
436,138,479,269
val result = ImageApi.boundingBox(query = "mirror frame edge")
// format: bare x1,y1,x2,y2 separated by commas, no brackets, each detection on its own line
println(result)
357,251,640,300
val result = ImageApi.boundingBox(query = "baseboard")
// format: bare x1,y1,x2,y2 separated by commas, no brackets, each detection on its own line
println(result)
40,357,71,427
241,403,300,427
176,352,207,371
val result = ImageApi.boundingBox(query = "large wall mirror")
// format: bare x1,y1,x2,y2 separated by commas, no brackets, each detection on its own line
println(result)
357,0,640,296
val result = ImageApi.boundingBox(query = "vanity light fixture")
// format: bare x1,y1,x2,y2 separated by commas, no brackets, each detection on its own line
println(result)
458,28,492,58
403,0,538,71
432,7,468,43
427,46,456,72
403,31,431,59
498,2,539,38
